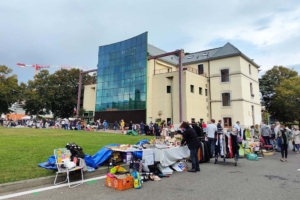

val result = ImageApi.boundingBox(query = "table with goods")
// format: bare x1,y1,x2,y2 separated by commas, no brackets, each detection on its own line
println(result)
104,134,192,191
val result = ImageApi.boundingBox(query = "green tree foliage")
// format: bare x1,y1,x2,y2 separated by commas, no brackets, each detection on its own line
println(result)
23,68,94,118
0,65,21,114
259,66,298,110
271,77,300,123
48,69,80,118
23,70,52,116
51,69,95,118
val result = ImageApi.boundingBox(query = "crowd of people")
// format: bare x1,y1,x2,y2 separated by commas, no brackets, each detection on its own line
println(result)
190,119,300,163
179,119,300,172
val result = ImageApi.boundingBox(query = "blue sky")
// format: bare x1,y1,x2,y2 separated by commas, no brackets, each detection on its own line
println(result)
0,0,299,83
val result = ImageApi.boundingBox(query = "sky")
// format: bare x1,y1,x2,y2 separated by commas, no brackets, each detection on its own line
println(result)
0,0,300,83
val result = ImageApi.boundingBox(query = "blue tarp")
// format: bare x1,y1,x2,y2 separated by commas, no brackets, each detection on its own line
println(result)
38,141,148,171
133,139,149,159
92,144,119,167
136,140,149,146
38,155,57,170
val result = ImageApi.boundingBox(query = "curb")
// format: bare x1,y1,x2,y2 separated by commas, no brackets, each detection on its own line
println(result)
0,164,128,194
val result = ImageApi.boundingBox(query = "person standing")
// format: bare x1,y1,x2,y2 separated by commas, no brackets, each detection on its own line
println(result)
278,124,290,162
207,119,218,158
217,120,223,134
234,121,241,137
154,122,160,138
77,119,81,131
129,121,133,130
180,121,201,172
103,120,108,131
120,119,125,131
160,120,166,136
149,121,154,135
202,122,207,135
274,121,281,151
192,122,202,137
140,121,145,135
270,124,276,149
113,120,119,131
261,121,271,150
293,126,300,153
250,125,255,137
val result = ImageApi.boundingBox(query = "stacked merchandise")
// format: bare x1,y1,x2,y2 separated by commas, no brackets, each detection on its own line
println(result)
105,166,135,191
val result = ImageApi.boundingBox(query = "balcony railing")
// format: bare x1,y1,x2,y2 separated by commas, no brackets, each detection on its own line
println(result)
154,66,207,77
153,68,173,74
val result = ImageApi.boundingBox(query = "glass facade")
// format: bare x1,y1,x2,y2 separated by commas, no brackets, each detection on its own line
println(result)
95,32,148,112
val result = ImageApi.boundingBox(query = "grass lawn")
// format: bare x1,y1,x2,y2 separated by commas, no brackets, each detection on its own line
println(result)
0,127,151,184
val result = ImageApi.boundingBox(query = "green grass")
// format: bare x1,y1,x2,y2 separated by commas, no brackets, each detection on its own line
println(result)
0,127,151,184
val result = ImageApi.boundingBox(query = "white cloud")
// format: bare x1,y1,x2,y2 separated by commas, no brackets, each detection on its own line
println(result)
0,0,299,82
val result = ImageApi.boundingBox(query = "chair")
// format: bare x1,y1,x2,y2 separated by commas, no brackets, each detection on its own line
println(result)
54,148,84,188
260,136,273,155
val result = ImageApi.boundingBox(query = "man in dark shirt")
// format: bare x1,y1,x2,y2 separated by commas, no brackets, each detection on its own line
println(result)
181,121,201,172
217,120,223,134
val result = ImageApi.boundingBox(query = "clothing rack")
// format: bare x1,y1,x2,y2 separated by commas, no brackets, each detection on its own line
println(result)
214,133,238,167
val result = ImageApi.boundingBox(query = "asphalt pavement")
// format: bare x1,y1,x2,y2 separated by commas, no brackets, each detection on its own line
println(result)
1,150,300,200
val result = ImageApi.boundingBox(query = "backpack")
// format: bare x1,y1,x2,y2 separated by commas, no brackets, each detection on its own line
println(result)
131,171,142,189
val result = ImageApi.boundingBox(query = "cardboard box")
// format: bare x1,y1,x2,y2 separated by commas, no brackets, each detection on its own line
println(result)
105,175,134,191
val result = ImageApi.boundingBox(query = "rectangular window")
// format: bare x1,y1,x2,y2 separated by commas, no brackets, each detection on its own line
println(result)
221,69,229,82
167,86,171,93
223,117,232,128
198,64,204,75
250,83,253,96
249,64,251,75
167,118,171,124
199,87,202,95
222,93,231,106
205,89,208,96
251,106,254,125
190,85,194,93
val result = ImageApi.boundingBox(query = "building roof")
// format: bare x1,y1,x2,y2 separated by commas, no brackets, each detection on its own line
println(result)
147,44,179,65
182,47,221,63
148,42,260,68
211,42,241,58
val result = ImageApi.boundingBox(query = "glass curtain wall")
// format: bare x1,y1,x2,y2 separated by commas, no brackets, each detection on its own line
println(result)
95,32,148,112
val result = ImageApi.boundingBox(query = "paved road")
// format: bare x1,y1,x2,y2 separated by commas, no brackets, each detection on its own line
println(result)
2,151,300,200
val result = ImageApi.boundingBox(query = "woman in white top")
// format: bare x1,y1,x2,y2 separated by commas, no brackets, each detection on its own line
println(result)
293,125,300,153
274,121,281,151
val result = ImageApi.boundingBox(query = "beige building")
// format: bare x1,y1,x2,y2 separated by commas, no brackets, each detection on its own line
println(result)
84,42,261,128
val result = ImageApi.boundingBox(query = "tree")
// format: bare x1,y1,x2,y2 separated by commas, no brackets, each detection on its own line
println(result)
0,65,21,114
47,68,94,118
22,68,95,118
259,66,298,111
271,77,300,123
23,70,52,117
